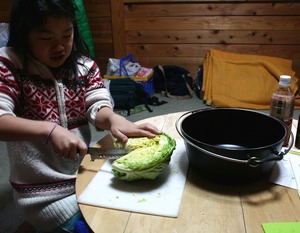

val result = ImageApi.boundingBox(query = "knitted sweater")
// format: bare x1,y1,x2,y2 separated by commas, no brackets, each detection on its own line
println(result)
0,47,113,231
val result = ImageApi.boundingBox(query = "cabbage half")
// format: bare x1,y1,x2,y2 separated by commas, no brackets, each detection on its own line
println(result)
112,133,176,181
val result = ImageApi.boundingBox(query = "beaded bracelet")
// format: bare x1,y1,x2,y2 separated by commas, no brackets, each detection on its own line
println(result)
45,123,58,144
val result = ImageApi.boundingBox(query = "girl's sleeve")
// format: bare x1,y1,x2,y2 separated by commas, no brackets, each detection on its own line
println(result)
0,60,19,117
85,61,114,127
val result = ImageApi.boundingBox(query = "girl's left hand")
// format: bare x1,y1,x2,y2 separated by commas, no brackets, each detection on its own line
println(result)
110,119,162,144
95,107,162,144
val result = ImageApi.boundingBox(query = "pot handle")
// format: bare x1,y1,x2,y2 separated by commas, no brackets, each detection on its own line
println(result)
248,132,293,167
175,110,293,167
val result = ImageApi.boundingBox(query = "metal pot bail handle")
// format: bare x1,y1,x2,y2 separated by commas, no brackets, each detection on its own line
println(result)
247,131,294,167
175,109,207,140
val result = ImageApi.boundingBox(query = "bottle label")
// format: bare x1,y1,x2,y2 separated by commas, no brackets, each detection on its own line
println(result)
270,94,294,121
276,100,284,115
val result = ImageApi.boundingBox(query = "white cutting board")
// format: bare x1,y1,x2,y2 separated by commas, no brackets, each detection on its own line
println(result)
77,140,189,217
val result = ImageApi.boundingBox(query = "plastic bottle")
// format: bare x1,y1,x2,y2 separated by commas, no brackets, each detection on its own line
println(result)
270,75,295,146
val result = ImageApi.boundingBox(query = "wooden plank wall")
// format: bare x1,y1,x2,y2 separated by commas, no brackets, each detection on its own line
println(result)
0,1,11,22
83,0,113,74
1,0,300,78
112,0,300,78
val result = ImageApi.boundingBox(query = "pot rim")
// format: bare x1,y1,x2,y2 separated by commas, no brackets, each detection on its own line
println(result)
175,108,292,166
179,108,287,151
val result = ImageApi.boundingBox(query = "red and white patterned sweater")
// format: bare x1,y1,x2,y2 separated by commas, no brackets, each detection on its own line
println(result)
0,47,113,231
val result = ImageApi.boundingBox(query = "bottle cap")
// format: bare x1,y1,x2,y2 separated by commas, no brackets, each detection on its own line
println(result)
279,75,292,87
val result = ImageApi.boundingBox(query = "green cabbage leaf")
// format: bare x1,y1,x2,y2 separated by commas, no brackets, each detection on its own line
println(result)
112,133,176,181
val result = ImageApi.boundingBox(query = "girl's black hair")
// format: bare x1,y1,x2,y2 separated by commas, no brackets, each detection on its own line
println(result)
7,0,90,77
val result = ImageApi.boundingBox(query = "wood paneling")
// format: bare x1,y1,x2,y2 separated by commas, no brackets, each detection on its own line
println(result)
111,1,300,77
126,30,300,45
124,2,300,17
83,0,113,72
0,1,11,22
1,0,300,77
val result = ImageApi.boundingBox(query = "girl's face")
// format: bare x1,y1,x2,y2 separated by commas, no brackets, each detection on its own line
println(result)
28,16,74,68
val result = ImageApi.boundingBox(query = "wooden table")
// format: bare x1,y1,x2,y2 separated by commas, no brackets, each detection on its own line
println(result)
76,112,300,233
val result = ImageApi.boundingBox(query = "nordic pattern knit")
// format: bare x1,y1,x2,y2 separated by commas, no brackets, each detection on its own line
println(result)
0,47,113,231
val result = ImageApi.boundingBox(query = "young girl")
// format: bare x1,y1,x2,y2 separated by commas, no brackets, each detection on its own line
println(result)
0,0,161,232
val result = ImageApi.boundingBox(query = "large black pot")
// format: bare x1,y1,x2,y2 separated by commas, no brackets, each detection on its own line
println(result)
176,108,292,183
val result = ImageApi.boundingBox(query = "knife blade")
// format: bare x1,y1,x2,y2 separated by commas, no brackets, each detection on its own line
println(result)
88,147,130,161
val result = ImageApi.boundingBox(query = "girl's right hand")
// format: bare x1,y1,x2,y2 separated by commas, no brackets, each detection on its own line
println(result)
48,124,88,160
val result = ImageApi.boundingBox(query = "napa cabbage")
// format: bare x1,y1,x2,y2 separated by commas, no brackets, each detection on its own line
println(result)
112,133,176,181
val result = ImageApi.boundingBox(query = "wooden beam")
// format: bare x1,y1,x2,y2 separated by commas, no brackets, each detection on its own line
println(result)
111,0,126,58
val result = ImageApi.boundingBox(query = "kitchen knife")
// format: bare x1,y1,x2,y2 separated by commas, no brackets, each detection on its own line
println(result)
88,147,130,161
